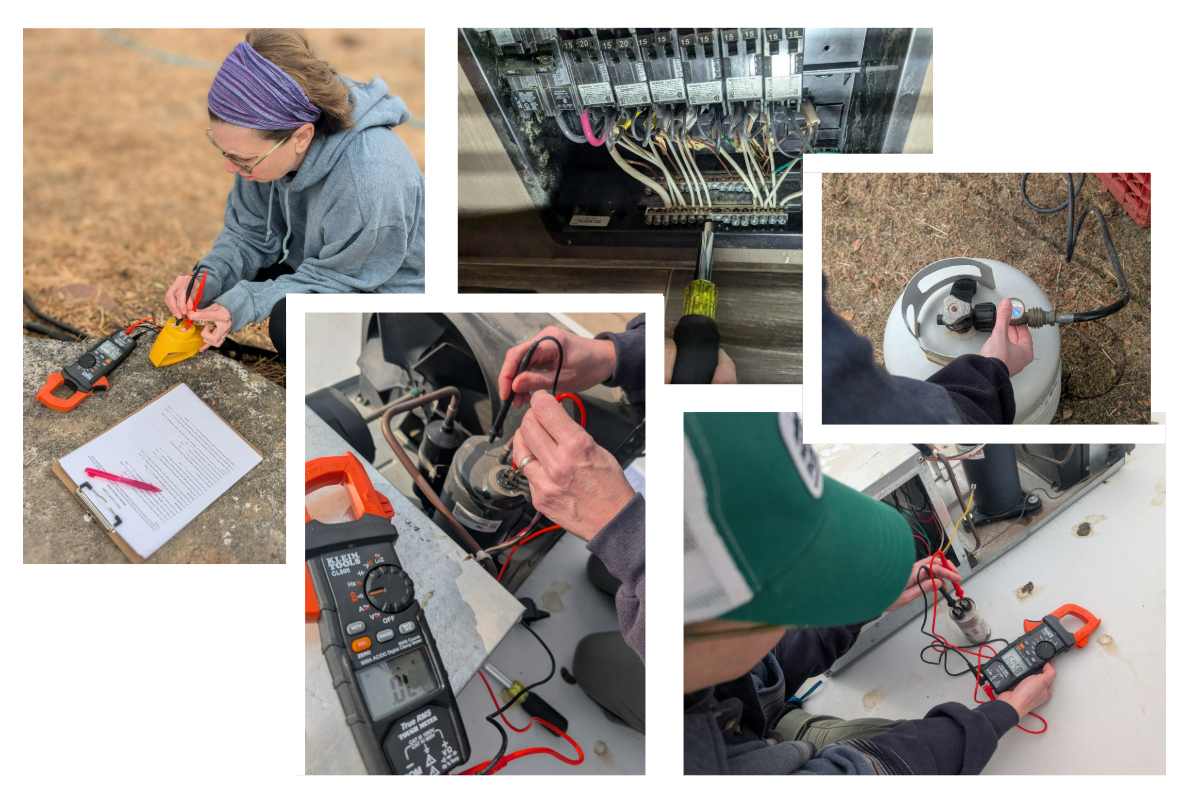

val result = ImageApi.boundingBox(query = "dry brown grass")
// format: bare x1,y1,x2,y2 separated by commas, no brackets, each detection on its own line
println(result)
23,29,425,384
822,173,1151,424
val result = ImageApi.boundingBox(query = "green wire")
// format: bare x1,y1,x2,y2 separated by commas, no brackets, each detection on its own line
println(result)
775,157,801,173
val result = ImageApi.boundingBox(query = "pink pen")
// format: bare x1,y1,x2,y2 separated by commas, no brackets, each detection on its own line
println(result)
84,468,161,493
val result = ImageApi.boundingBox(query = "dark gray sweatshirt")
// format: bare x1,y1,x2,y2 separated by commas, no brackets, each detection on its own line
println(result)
585,314,646,661
684,625,1020,774
201,77,425,331
822,284,1015,424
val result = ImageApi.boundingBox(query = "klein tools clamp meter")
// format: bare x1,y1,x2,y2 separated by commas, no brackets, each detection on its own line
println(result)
979,604,1101,695
36,328,138,412
305,452,469,775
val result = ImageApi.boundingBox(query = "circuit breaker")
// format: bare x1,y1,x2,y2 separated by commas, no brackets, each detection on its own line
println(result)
459,28,931,248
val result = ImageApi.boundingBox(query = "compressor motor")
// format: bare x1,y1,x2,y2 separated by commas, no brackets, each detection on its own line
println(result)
434,435,532,551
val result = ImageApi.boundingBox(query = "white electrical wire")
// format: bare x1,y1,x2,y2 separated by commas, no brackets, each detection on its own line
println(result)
685,139,712,208
767,157,800,206
654,141,687,205
675,132,707,209
667,135,700,208
619,138,684,205
766,116,777,201
610,144,673,208
672,134,700,207
718,145,760,207
743,132,771,208
662,135,694,205
778,189,803,207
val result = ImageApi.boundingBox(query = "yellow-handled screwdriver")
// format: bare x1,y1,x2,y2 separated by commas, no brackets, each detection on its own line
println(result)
671,221,719,383
484,663,569,735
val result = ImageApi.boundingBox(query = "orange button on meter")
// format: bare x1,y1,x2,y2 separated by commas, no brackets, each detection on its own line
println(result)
351,636,372,653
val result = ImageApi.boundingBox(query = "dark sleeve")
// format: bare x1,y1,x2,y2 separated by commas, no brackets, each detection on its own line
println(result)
926,355,1015,424
586,493,645,661
821,290,963,424
596,313,645,390
772,623,868,698
864,701,1019,775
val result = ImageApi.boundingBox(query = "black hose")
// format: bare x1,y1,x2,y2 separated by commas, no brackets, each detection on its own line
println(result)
23,292,88,339
24,321,83,342
1019,173,1130,323
214,337,279,361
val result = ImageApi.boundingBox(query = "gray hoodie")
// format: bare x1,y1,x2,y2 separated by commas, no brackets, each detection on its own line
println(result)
201,77,424,331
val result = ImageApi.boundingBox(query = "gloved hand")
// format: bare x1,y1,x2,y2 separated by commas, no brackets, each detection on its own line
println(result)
979,299,1034,377
510,391,636,542
664,340,738,384
499,326,617,409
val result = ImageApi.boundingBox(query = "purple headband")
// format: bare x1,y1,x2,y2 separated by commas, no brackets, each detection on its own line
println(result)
208,41,321,130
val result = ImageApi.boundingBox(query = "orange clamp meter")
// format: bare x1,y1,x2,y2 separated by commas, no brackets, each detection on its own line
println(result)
980,604,1100,694
304,452,469,775
36,328,139,412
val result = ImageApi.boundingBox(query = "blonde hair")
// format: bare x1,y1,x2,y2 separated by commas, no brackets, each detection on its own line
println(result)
210,28,355,137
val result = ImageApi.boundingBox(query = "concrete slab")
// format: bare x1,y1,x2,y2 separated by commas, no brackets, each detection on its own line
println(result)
23,337,284,563
794,444,1166,774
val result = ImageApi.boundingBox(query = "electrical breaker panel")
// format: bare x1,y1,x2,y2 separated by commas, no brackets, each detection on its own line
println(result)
462,28,924,248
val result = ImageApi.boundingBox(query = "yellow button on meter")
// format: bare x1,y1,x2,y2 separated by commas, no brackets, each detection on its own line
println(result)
351,636,372,653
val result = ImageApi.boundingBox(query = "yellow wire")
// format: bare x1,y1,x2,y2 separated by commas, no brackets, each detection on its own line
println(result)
948,491,974,547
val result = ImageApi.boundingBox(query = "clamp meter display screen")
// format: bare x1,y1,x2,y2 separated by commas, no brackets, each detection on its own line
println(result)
1000,648,1029,676
96,340,122,360
357,647,441,722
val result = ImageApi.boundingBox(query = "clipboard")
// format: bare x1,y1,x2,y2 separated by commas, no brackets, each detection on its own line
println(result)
51,382,265,564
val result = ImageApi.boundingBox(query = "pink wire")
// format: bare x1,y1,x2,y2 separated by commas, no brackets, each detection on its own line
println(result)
580,110,605,146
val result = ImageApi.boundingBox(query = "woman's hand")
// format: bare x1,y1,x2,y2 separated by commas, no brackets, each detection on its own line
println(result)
997,659,1057,719
164,275,206,321
187,303,234,351
885,557,963,613
664,340,738,384
499,326,617,408
511,391,636,542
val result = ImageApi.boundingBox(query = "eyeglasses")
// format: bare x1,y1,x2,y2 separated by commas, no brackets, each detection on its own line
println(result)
206,128,292,175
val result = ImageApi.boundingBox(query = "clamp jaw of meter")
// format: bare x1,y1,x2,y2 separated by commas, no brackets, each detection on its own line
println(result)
979,604,1100,695
305,452,469,775
36,328,138,412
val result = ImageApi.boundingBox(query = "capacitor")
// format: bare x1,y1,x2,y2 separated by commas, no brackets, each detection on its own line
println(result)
949,597,992,645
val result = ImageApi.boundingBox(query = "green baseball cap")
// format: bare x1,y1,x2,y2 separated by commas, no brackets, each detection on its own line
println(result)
683,412,913,629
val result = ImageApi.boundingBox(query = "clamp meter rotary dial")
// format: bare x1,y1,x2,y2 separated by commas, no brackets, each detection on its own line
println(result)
306,452,469,775
364,564,415,613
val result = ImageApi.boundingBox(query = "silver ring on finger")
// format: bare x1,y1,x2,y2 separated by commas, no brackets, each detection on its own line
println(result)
516,455,536,475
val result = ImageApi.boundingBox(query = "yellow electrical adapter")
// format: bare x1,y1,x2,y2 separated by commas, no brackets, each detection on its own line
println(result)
148,317,205,367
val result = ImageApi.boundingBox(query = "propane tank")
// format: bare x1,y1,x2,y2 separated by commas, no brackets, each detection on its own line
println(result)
883,257,1061,424
433,435,531,550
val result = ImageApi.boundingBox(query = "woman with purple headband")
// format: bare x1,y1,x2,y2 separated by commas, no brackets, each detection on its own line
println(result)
164,29,424,361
